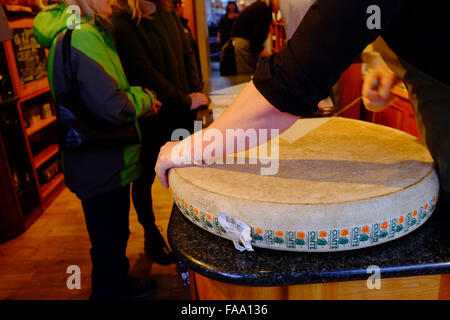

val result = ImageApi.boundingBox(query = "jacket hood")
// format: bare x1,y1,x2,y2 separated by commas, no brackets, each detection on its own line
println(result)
33,3,74,49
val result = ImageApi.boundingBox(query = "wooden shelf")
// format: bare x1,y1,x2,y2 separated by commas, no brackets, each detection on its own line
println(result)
25,115,56,136
5,17,34,29
18,84,50,103
40,172,64,201
33,144,59,169
270,21,286,53
0,15,64,238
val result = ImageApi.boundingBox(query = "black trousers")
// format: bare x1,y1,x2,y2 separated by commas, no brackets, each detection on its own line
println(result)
81,185,131,300
132,118,161,231
132,111,196,233
132,154,158,232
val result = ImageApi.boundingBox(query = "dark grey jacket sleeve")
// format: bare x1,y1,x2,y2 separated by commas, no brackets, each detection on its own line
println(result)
71,46,149,125
111,14,193,113
175,14,203,93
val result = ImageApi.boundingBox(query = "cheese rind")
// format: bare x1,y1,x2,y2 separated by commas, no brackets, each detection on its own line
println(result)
170,118,439,252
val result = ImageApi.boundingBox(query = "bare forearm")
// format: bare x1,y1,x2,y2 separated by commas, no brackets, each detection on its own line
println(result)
211,81,297,142
182,81,298,162
156,81,299,188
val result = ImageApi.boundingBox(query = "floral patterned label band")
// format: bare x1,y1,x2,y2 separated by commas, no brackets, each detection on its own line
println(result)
172,189,437,252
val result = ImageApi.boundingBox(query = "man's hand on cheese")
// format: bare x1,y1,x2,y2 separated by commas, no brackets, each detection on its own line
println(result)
362,62,400,112
155,81,298,188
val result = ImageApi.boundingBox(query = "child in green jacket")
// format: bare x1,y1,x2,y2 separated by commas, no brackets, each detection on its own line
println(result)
34,0,160,299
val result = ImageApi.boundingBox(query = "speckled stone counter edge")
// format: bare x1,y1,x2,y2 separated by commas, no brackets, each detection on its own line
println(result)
168,204,450,287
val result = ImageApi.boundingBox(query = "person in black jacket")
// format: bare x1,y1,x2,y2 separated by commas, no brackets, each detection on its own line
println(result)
217,1,239,50
223,0,273,75
156,0,450,208
175,0,202,82
111,0,209,265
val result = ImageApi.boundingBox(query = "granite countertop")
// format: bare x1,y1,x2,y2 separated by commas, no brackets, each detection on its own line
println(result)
168,202,450,286
174,76,450,286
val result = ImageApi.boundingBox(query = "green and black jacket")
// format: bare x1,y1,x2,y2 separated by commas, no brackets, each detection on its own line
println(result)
34,4,154,200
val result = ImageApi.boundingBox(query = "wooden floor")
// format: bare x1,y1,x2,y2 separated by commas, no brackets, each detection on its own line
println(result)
0,179,191,300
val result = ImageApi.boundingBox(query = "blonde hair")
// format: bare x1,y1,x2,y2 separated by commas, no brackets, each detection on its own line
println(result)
37,0,153,23
127,0,154,23
37,0,118,18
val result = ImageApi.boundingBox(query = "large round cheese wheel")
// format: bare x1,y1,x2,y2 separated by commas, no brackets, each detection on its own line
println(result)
169,118,439,252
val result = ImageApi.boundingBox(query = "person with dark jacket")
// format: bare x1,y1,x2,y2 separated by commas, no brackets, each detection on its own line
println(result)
156,0,450,209
34,0,161,300
175,0,202,82
226,0,273,75
217,1,239,50
111,0,209,265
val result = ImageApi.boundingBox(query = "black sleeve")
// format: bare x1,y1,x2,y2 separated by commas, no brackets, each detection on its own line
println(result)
175,14,202,93
253,0,406,116
249,6,272,55
111,14,192,113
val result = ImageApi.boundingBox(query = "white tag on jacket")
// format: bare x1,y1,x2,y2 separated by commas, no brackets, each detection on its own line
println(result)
218,212,254,252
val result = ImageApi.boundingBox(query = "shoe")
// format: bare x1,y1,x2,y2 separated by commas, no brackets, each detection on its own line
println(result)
124,277,157,300
145,225,176,266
